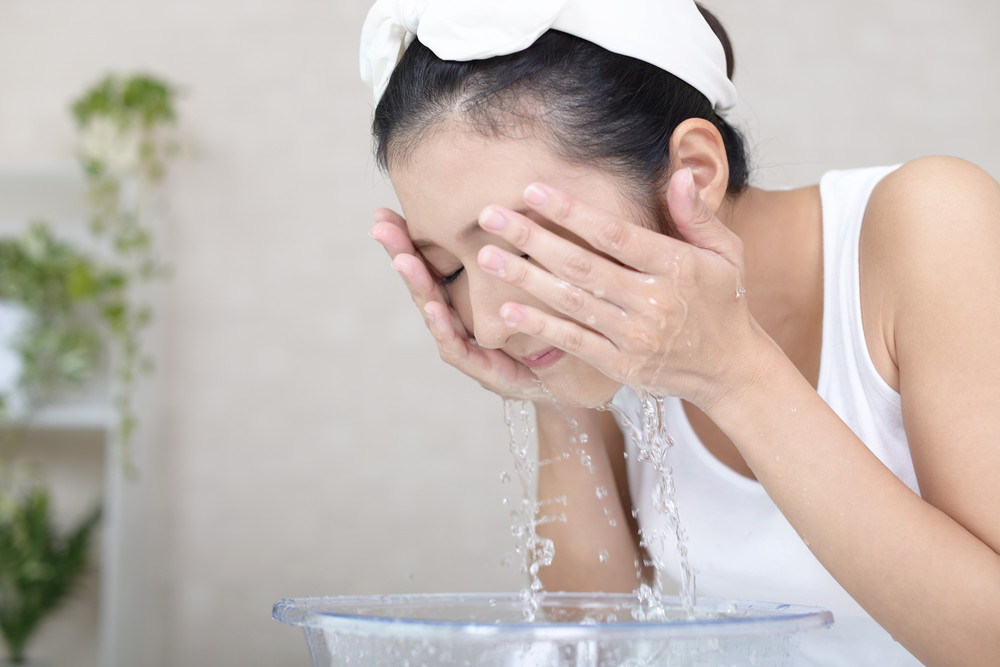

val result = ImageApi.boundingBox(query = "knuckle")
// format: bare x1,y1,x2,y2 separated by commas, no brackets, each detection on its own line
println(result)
555,283,587,314
692,200,716,225
507,256,531,285
596,218,629,252
624,325,657,354
562,327,585,353
562,251,595,284
524,314,546,337
512,218,534,249
553,193,577,223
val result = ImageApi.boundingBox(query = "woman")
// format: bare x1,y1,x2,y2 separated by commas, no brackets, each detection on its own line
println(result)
360,1,1000,665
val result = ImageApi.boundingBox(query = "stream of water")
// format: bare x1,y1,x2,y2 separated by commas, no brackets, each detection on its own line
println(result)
502,392,697,621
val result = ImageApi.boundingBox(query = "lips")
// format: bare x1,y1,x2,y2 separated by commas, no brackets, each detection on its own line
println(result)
520,347,565,370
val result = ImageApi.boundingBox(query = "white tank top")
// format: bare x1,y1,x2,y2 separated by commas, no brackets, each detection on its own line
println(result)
612,165,923,665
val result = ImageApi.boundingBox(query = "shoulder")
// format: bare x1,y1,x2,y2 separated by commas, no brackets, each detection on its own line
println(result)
866,156,1000,230
859,157,1000,374
862,155,1000,279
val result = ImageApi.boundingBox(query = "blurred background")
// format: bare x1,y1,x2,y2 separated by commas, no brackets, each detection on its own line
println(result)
0,0,997,665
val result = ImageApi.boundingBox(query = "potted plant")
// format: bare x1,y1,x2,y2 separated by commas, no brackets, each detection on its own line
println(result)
0,468,101,666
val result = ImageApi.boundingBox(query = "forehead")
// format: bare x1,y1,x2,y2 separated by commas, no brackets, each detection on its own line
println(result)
388,121,615,243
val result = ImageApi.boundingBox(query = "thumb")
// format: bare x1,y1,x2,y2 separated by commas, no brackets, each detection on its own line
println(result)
667,168,742,264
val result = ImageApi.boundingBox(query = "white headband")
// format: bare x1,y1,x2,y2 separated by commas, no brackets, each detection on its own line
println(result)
359,0,738,114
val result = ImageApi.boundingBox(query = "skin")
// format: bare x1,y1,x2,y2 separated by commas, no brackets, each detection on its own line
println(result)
370,116,1000,666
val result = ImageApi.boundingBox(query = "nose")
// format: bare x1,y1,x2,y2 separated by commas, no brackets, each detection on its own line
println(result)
466,268,519,350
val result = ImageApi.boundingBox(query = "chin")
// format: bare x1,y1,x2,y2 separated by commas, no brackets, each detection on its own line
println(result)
541,373,622,409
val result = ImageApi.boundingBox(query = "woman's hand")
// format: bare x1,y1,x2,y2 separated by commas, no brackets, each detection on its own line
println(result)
475,168,769,410
370,208,550,402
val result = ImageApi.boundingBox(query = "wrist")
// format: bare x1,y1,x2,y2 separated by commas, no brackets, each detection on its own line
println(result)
699,323,786,420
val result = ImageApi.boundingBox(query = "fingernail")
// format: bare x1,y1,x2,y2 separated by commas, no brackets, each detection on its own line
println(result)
479,207,507,232
686,168,698,202
524,184,549,207
500,303,523,326
479,247,506,273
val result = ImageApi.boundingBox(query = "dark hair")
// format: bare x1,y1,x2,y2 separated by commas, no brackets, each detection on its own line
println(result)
372,7,749,235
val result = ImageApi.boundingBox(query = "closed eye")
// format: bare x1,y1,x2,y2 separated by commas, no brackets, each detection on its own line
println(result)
439,266,464,286
436,253,531,288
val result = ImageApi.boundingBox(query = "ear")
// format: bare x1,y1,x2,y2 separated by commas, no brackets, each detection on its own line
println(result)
666,118,730,214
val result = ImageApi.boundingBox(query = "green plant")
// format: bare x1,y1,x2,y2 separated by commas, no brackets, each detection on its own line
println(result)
0,223,128,412
0,474,101,664
69,73,179,470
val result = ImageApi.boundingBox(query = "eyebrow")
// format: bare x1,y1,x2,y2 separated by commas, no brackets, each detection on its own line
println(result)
411,208,532,251
412,220,478,251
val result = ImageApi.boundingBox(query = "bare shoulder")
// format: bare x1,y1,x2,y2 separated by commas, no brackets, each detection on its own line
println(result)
863,156,1000,280
867,156,1000,230
859,156,1000,377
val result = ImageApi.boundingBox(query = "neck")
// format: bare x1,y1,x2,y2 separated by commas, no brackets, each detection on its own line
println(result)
718,184,825,365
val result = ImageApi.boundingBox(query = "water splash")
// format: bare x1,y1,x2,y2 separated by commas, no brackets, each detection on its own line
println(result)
502,399,555,621
604,392,697,619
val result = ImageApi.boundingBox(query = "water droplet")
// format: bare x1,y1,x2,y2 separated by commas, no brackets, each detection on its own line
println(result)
579,433,589,444
790,407,798,415
595,486,608,499
500,471,510,483
585,315,596,325
774,455,781,463
648,297,658,305
598,550,610,563
735,283,747,299
609,519,617,527
594,288,605,299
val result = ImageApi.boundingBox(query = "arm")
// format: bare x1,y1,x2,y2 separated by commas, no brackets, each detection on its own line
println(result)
534,403,645,593
712,158,1000,667
475,161,1000,665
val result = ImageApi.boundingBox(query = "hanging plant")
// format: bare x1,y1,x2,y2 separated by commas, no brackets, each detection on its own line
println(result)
69,73,180,472
0,72,179,474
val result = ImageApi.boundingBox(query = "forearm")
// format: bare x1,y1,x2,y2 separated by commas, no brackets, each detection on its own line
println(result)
533,402,643,593
709,337,1000,667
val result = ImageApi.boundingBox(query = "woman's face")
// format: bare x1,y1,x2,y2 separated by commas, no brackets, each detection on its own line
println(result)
389,120,647,407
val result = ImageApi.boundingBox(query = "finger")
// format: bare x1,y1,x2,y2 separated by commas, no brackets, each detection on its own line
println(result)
498,301,622,368
426,300,542,395
478,205,635,308
424,300,467,352
667,168,743,265
477,245,629,330
373,207,405,225
520,182,668,274
371,219,415,258
392,252,440,301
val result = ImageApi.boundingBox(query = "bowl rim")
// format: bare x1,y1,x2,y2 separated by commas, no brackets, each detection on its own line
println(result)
272,592,834,641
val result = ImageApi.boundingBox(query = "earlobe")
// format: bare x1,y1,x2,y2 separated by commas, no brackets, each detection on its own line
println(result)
667,118,730,213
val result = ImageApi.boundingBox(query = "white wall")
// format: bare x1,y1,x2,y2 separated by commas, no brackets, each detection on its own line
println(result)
1,1,997,665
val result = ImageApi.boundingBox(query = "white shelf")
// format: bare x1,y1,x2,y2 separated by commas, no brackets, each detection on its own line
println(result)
0,163,88,225
29,397,112,431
